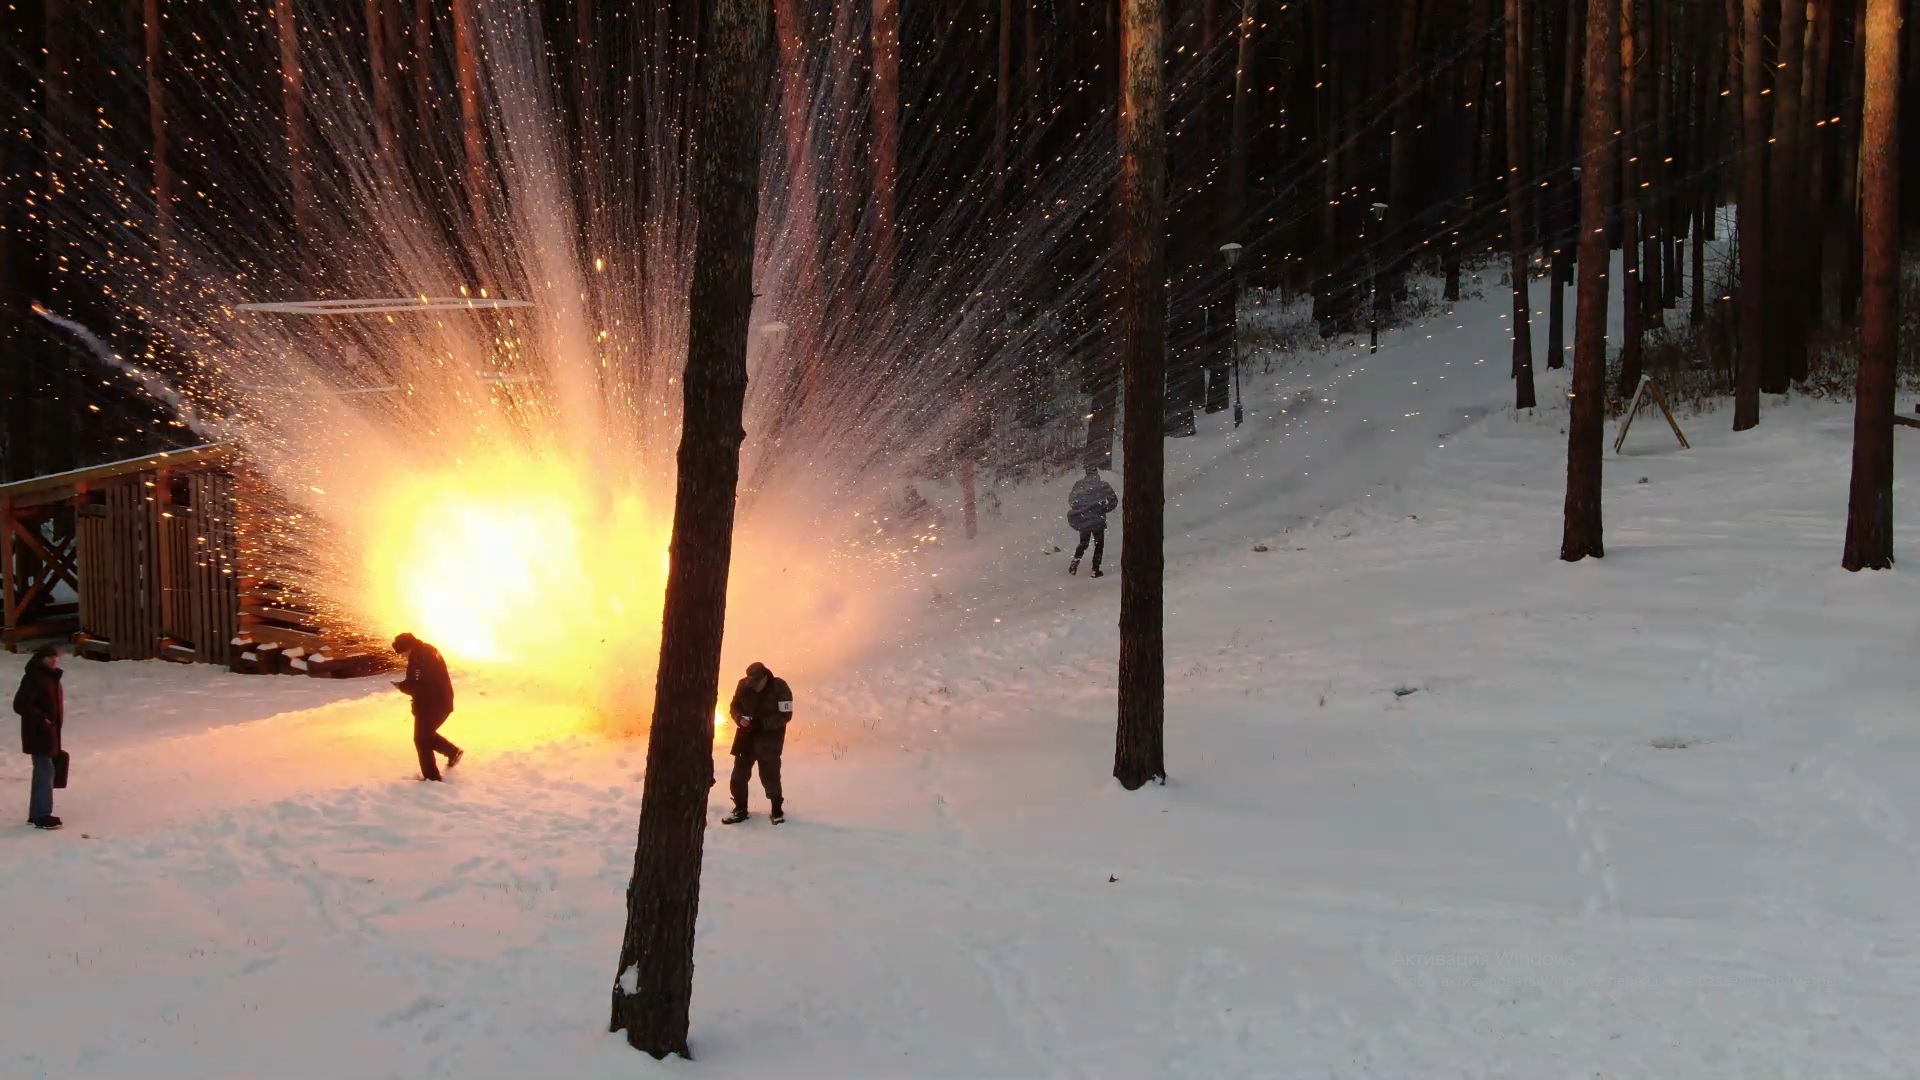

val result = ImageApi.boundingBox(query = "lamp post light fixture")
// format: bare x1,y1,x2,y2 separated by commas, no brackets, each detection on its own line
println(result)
1219,242,1244,428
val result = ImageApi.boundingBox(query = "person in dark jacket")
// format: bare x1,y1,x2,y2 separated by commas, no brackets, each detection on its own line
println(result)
14,645,64,829
1066,465,1120,577
392,633,462,781
722,661,793,824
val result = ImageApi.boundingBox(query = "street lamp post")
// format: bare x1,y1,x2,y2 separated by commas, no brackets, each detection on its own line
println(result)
1219,242,1244,427
1368,202,1388,354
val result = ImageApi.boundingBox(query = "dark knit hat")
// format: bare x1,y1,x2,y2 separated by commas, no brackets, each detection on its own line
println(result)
391,633,419,654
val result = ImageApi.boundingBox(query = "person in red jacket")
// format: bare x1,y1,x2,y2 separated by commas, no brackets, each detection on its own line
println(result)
392,633,463,781
13,645,64,829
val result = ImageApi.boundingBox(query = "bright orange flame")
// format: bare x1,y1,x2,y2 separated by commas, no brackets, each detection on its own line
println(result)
358,451,670,696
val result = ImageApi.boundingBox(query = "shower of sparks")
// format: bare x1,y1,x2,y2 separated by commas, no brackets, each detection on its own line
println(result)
33,0,1235,711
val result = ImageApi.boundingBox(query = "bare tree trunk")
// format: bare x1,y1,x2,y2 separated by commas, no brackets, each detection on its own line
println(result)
1227,0,1256,238
1547,0,1583,370
1803,0,1835,328
774,0,821,343
144,0,170,244
1387,0,1422,296
1506,0,1537,408
1564,0,1616,562
1617,0,1642,396
1732,0,1766,430
1841,0,1900,570
870,0,900,297
1837,0,1865,322
1115,0,1167,791
413,0,432,114
274,0,312,244
1764,0,1808,388
367,0,396,158
608,0,771,1059
452,0,486,227
995,0,1013,203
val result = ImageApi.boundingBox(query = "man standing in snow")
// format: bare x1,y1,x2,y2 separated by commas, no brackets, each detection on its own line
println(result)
722,661,793,824
1067,465,1120,577
14,645,63,829
392,633,462,781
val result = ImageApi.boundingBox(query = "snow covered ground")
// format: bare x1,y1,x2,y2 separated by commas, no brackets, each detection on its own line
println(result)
6,272,1920,1078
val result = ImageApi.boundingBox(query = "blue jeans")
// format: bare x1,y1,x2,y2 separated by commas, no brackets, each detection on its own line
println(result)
28,754,54,821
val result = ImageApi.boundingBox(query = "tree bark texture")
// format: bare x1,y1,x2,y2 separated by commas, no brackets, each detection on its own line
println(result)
145,0,170,244
367,0,397,158
869,0,901,296
274,0,313,244
1227,0,1256,238
1841,0,1900,570
1616,0,1642,396
1505,0,1537,408
609,0,771,1057
452,0,486,227
1732,0,1766,430
1115,0,1167,791
1564,0,1616,562
1764,0,1808,389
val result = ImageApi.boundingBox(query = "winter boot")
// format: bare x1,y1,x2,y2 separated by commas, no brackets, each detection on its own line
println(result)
1068,558,1080,576
446,748,464,770
34,816,61,830
721,808,750,825
770,806,786,824
1090,568,1104,578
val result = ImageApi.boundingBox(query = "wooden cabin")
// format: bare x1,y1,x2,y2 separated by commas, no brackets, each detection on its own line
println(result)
0,446,380,675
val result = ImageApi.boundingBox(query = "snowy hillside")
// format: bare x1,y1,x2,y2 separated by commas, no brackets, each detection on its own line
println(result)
5,272,1920,1079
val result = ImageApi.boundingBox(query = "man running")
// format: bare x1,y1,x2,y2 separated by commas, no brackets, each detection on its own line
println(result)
722,661,793,824
392,633,462,781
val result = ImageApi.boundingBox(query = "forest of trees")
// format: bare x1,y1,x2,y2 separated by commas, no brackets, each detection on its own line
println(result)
1,0,1912,1055
3,1,1914,492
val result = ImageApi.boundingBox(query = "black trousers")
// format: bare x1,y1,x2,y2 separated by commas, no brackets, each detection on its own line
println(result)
729,730,784,812
414,710,460,781
1074,527,1106,570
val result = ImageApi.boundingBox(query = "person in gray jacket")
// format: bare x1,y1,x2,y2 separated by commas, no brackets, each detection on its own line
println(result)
1066,465,1119,577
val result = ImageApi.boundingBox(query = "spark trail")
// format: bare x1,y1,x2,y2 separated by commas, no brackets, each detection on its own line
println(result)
45,0,1123,711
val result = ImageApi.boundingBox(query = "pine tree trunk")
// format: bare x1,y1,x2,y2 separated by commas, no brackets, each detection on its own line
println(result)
1764,0,1808,388
1387,0,1422,297
273,0,312,246
141,0,170,247
774,0,822,372
1547,0,1582,370
367,0,396,158
1803,0,1835,329
995,0,1014,202
1506,0,1536,408
413,0,432,117
870,0,900,297
1227,0,1256,239
1564,0,1616,562
608,0,770,1057
1115,0,1167,791
1837,0,1864,323
1732,0,1766,430
452,0,486,227
1617,0,1642,396
1841,0,1900,570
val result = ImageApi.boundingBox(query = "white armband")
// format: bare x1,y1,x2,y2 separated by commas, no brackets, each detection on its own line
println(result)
778,700,793,713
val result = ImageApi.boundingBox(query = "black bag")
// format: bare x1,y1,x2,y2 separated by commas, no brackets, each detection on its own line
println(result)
51,750,69,789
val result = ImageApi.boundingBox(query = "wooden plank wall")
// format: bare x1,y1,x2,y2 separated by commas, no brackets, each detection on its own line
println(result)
172,472,241,663
76,482,163,660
